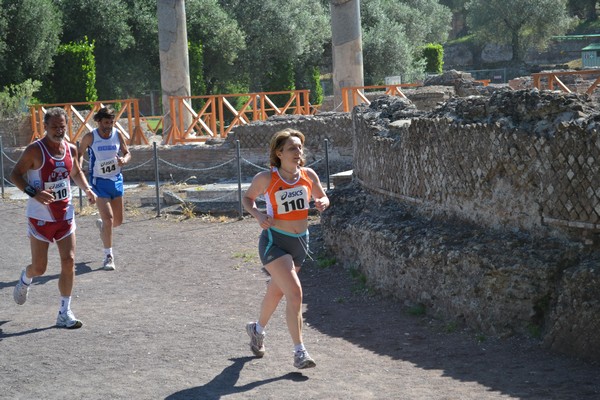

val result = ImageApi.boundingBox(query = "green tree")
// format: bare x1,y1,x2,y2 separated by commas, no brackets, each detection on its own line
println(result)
0,79,42,118
57,0,159,100
361,0,451,84
186,0,246,94
568,0,598,21
466,0,576,64
188,40,207,109
221,0,330,93
41,37,98,103
0,0,62,88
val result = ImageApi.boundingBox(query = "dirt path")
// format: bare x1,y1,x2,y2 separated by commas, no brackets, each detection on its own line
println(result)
1,189,599,400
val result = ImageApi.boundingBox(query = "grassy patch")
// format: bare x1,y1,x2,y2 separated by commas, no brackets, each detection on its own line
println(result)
180,203,196,220
316,256,336,269
232,251,257,270
407,303,426,317
445,321,458,333
349,267,369,294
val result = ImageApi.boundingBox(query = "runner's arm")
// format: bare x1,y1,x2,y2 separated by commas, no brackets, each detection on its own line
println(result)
69,143,96,205
306,168,329,212
242,171,273,229
117,131,131,166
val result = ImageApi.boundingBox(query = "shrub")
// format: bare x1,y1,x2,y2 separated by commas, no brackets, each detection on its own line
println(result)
40,37,98,103
0,79,42,119
422,43,444,74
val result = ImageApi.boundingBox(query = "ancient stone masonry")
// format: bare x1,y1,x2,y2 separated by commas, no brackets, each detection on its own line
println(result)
353,90,600,234
322,91,600,361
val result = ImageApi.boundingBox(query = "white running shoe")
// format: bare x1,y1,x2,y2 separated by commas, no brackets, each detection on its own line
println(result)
13,271,30,305
56,310,83,329
246,322,266,357
95,218,103,231
103,254,116,271
294,349,316,369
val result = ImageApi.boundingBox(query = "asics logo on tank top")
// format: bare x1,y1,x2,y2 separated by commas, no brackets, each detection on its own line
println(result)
98,145,117,151
280,190,304,200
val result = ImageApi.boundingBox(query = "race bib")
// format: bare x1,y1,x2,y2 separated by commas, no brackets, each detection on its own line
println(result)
275,186,309,215
44,178,71,202
94,158,119,177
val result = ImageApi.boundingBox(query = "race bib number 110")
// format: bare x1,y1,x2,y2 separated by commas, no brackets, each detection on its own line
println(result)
276,186,309,215
44,178,70,201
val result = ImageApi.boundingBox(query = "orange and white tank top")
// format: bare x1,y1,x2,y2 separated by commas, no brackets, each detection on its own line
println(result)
26,139,74,221
265,167,313,221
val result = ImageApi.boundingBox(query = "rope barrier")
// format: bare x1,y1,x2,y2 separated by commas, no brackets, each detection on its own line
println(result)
122,158,154,171
1,150,19,164
158,157,236,172
305,158,322,168
188,191,237,203
241,158,269,171
2,139,337,213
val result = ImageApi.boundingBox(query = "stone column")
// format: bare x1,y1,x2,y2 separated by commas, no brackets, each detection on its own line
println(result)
157,0,191,139
330,0,364,111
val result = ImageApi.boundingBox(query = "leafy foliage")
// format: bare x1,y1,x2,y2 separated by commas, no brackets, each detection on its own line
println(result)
0,0,62,88
361,0,451,83
222,0,330,92
40,37,98,103
466,0,576,64
186,0,246,94
568,0,598,21
0,79,41,118
188,40,207,109
57,0,158,99
422,43,444,74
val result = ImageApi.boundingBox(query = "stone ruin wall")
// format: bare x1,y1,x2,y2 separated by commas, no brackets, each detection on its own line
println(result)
321,91,600,361
353,116,600,235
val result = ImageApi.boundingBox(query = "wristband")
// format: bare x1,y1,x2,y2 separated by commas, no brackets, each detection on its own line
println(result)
24,185,37,198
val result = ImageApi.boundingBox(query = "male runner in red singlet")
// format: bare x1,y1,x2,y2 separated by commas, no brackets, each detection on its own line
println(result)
10,107,96,329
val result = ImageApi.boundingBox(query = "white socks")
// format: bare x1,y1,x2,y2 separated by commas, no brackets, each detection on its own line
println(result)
21,270,32,285
59,296,72,314
255,322,265,335
294,343,306,354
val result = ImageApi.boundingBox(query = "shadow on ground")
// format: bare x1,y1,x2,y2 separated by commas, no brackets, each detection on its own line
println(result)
165,357,308,400
301,224,600,400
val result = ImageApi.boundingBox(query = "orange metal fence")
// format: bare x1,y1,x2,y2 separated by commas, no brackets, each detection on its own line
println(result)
532,69,600,94
29,99,149,145
163,90,316,144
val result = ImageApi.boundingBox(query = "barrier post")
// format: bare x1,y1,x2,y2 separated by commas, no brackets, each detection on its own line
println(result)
324,138,330,191
153,142,161,217
1,136,5,199
236,140,243,219
77,141,83,212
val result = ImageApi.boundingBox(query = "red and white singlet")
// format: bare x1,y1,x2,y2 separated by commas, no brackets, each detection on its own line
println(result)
25,139,74,221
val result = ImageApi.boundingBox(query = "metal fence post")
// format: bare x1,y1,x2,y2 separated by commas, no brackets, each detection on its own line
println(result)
236,140,243,219
77,141,83,211
153,142,161,217
324,138,330,191
1,136,5,199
